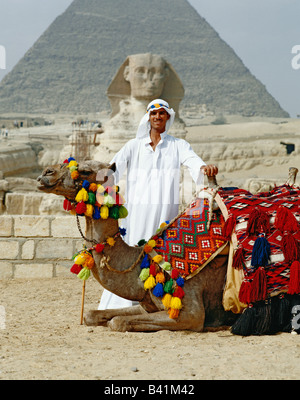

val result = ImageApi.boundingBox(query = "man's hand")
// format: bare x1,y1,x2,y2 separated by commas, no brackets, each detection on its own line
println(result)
201,164,218,177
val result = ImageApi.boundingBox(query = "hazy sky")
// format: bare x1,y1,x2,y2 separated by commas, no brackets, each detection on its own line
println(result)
0,0,299,116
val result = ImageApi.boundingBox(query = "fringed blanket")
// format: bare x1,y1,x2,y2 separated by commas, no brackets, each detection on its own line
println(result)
154,198,228,279
216,184,300,335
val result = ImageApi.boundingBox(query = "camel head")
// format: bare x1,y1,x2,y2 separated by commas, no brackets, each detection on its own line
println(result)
37,160,116,201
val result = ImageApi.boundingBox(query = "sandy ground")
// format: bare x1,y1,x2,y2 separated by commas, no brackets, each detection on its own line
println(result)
0,276,299,381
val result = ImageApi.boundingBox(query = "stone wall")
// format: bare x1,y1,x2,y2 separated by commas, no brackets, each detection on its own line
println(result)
0,215,86,279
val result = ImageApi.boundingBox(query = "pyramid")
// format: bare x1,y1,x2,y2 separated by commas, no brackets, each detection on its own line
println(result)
0,0,289,117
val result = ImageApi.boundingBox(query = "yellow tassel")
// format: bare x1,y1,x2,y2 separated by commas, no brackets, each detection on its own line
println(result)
85,204,94,218
148,239,156,248
74,253,88,265
170,297,182,310
97,184,105,193
168,308,180,319
153,255,163,264
162,293,172,309
144,275,156,290
106,237,116,247
68,160,78,168
75,188,88,203
100,205,109,219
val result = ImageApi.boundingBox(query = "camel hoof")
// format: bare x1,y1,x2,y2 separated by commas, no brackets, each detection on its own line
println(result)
84,310,108,327
108,316,129,332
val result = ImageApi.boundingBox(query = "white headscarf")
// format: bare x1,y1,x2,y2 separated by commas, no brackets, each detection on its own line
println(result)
136,99,175,139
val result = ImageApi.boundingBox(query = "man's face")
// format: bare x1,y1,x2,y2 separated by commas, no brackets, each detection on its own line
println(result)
149,108,170,133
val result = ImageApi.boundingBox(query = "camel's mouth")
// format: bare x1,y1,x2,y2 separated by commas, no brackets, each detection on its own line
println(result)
37,176,60,192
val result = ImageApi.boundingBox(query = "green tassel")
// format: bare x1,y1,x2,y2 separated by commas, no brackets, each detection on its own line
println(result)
139,268,150,282
164,279,174,294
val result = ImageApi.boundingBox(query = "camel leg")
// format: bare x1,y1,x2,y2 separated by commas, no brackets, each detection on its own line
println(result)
84,305,145,326
107,309,205,333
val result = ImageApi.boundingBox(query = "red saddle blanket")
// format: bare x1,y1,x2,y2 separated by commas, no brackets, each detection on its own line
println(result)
217,184,300,304
154,198,227,279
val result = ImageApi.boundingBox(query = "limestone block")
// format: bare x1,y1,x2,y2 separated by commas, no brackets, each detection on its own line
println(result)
5,193,44,215
14,263,54,279
35,239,73,260
0,240,19,259
21,240,35,260
0,216,13,237
0,262,13,279
55,262,72,277
14,216,50,237
51,216,85,238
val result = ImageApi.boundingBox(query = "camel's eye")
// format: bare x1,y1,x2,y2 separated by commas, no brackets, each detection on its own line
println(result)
45,168,55,176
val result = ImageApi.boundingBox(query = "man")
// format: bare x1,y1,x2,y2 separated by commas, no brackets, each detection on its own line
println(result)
98,99,218,310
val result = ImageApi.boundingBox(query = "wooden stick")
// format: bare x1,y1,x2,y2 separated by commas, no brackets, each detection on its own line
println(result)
80,280,86,325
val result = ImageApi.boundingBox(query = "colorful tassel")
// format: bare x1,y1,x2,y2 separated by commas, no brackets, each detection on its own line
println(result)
246,208,270,236
78,267,90,281
140,254,150,269
144,244,153,254
70,264,82,275
232,247,245,270
163,279,174,294
176,277,185,287
84,255,95,270
89,183,97,192
109,206,119,220
171,269,180,280
170,296,182,310
75,188,89,203
63,199,73,211
155,271,165,284
144,275,156,290
168,308,180,319
139,268,150,282
224,215,236,239
162,262,171,271
148,239,156,248
275,206,299,233
281,233,299,263
88,192,96,205
162,293,172,309
71,170,79,180
173,286,185,299
152,283,164,297
100,205,109,219
75,201,87,215
85,204,94,218
95,243,105,253
288,260,300,295
149,263,157,277
118,206,128,219
153,255,163,264
106,237,116,247
119,228,127,237
239,280,252,304
251,236,270,267
250,267,267,302
93,206,101,220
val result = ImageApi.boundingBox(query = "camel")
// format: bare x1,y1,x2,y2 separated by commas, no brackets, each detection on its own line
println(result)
37,160,234,332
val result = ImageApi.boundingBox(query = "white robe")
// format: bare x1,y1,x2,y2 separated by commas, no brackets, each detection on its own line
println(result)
98,132,206,310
